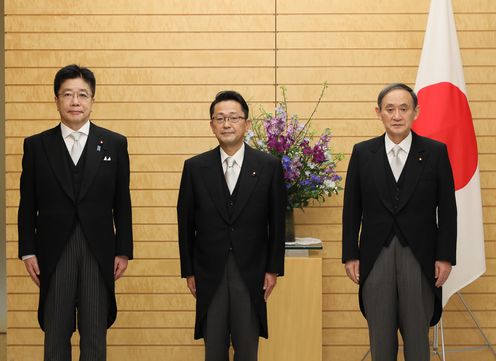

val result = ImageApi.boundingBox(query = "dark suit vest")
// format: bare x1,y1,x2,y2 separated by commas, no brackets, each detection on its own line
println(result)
384,150,408,247
222,169,241,249
64,139,89,203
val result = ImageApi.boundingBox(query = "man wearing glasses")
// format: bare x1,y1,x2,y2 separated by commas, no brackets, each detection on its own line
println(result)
177,90,286,361
18,64,133,360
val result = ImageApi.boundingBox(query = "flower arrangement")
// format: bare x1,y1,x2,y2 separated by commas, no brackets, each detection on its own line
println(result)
246,85,343,210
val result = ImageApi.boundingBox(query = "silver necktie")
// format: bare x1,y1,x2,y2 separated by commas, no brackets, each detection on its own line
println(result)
225,157,236,194
391,145,403,181
70,132,83,165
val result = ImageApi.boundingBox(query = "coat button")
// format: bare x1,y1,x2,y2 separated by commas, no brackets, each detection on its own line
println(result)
231,227,235,232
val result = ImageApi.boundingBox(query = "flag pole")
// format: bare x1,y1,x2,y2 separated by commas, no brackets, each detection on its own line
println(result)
433,319,446,361
359,349,370,361
434,292,496,359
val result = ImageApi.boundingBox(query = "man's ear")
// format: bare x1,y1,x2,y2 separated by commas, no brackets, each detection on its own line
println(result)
413,105,421,121
375,106,381,119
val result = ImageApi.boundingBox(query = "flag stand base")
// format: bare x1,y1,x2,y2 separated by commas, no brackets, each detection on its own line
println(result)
433,291,496,361
360,292,496,361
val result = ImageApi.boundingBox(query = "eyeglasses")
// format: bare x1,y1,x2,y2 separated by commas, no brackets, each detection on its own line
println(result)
211,115,246,124
57,90,93,102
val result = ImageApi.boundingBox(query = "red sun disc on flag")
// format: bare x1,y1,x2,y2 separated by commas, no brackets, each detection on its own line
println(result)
413,82,478,191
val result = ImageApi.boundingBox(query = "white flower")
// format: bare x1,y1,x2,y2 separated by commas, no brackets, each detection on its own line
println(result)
324,179,335,189
245,130,255,142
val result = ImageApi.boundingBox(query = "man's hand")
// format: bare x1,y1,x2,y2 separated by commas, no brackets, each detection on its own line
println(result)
186,276,196,298
263,272,277,302
345,259,360,284
114,256,129,280
435,260,452,288
23,256,40,287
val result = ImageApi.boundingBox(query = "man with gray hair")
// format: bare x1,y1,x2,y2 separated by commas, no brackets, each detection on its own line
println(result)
342,83,457,361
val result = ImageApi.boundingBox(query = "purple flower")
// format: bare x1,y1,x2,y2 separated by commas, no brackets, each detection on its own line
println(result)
312,145,326,163
300,139,313,156
281,155,302,183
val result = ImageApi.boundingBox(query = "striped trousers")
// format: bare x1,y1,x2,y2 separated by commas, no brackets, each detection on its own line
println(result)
43,224,108,361
362,236,434,361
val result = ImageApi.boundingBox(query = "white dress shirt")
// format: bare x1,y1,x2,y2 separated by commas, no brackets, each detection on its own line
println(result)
385,132,412,174
61,120,90,155
220,143,245,188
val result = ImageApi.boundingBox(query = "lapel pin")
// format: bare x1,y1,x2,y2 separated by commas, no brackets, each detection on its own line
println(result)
418,157,423,162
252,171,256,177
97,140,104,152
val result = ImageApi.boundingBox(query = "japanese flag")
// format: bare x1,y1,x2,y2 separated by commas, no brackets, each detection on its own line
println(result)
413,0,486,305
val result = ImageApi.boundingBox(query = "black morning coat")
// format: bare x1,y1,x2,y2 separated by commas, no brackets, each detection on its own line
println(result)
18,123,133,330
177,144,287,339
342,131,457,326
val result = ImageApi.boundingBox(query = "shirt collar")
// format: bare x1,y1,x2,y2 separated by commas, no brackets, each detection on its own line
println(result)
61,120,91,139
220,142,245,167
385,131,412,155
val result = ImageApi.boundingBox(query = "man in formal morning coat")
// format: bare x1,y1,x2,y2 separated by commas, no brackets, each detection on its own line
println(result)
18,64,133,361
177,90,286,361
342,83,457,361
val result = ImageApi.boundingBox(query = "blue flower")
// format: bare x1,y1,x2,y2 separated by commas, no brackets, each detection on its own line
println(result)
310,174,323,185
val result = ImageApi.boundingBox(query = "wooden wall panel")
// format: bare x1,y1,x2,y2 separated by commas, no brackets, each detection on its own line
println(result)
5,0,275,14
277,13,493,31
5,33,275,50
5,50,276,68
5,15,275,32
4,0,495,360
276,0,496,13
5,67,276,85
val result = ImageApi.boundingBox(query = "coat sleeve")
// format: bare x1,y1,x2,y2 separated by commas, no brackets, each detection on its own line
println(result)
342,144,362,263
266,158,287,276
113,136,134,259
177,160,196,278
435,144,457,264
18,138,38,259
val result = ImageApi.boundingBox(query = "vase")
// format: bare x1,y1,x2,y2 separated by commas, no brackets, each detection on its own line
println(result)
285,208,295,243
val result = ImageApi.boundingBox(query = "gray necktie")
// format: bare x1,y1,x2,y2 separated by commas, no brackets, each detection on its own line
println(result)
391,145,403,181
225,157,236,194
70,132,83,165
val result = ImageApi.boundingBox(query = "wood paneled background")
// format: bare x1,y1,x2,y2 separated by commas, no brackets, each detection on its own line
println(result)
4,0,495,360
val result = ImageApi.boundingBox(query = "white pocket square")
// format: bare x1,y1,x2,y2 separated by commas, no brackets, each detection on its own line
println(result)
103,156,112,161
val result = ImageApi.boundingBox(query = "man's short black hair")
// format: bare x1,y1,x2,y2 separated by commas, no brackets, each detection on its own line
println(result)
54,64,96,97
377,83,418,110
209,90,249,119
